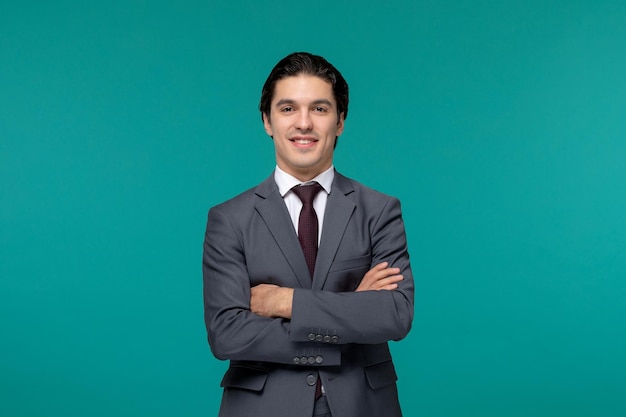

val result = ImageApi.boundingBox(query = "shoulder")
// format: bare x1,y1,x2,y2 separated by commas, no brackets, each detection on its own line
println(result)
211,186,256,213
334,171,400,208
208,174,276,217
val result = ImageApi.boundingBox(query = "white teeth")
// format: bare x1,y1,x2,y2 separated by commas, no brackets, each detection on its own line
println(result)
295,139,312,144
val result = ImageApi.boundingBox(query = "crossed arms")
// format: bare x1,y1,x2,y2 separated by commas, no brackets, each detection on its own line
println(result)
250,262,404,319
203,195,413,366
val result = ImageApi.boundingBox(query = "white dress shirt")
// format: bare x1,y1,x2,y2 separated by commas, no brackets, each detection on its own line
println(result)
274,165,334,245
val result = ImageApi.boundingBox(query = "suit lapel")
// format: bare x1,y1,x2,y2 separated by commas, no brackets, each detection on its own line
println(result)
314,172,356,290
254,175,312,289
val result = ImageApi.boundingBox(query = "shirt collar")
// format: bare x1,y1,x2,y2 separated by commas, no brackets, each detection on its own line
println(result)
274,165,334,197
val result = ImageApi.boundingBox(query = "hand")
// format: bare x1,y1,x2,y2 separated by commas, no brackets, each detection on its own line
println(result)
250,284,294,319
356,262,403,292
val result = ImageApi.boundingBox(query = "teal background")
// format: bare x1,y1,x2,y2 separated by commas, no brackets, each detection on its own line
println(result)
2,1,625,416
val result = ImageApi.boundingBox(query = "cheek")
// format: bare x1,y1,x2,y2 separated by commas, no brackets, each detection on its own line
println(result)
269,121,289,138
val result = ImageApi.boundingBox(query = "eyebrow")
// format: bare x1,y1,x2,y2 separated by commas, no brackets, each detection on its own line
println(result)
274,98,334,107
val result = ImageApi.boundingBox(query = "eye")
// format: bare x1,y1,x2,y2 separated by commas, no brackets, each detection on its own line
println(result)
280,106,294,112
313,106,327,112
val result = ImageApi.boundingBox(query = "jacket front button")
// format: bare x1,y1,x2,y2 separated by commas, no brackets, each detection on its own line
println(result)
306,374,317,386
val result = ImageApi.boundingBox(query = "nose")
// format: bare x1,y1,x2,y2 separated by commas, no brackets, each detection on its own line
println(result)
295,110,313,131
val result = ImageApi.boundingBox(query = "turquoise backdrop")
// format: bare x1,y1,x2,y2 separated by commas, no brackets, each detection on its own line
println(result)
2,1,625,416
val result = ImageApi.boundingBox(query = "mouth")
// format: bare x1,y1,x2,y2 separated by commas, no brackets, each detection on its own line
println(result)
290,136,318,146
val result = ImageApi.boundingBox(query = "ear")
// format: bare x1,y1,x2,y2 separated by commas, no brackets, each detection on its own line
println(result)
262,112,273,137
336,112,345,136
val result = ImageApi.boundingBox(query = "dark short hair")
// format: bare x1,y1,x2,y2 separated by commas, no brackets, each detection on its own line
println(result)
259,52,349,122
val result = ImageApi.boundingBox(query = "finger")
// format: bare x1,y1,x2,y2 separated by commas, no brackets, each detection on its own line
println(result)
373,275,403,289
372,272,403,284
370,262,389,272
379,283,399,291
379,267,401,277
385,274,403,282
369,268,400,281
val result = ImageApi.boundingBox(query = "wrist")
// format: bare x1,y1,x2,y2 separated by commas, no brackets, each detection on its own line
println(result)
278,287,294,319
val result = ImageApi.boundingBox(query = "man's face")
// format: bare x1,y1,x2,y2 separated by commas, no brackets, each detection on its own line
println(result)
263,74,345,181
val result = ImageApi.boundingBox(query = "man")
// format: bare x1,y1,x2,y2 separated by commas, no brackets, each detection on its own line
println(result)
203,52,414,417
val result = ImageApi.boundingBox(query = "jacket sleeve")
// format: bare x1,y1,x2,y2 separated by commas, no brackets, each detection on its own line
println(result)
203,205,341,366
289,197,414,345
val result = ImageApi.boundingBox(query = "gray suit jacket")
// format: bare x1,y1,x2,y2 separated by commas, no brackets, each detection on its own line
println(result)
203,171,414,417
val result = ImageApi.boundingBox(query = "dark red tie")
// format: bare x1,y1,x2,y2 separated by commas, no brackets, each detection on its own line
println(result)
292,182,323,279
292,182,324,400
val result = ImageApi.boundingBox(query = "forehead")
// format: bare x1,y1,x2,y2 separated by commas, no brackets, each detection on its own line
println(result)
272,75,336,104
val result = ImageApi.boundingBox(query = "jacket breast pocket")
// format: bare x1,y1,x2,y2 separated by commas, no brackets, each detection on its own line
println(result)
364,360,398,390
328,254,371,272
220,364,269,392
327,254,371,292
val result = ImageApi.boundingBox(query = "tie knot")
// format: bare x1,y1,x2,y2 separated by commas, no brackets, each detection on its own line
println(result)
292,182,322,205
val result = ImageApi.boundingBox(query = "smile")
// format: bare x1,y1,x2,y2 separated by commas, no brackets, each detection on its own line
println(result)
290,137,318,145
